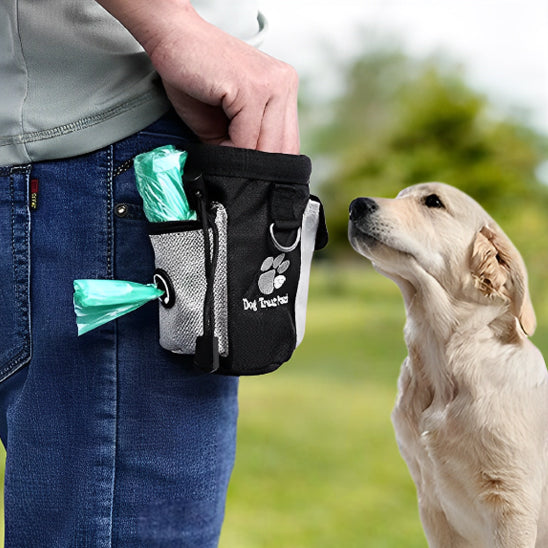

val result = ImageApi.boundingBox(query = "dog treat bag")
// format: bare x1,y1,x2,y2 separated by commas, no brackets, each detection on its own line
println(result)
73,144,328,377
147,144,328,375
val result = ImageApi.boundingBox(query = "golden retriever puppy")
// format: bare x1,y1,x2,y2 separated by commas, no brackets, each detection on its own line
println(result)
348,182,548,547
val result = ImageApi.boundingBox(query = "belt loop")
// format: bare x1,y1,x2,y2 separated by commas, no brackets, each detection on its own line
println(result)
270,183,308,231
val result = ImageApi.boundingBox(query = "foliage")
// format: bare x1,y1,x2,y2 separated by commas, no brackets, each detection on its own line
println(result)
303,47,548,267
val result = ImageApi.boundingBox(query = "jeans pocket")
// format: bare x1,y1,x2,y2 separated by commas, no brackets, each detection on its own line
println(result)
0,167,32,382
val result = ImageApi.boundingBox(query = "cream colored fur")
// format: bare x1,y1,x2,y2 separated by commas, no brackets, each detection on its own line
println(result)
348,183,548,547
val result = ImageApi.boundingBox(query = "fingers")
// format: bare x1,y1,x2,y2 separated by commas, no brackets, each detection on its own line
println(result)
220,94,263,151
150,10,301,155
221,62,300,155
256,93,300,155
258,63,300,154
165,73,300,155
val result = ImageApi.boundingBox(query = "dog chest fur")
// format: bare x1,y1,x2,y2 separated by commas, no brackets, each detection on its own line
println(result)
393,315,548,547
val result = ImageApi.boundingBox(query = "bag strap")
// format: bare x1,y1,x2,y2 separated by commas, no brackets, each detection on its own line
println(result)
183,169,221,374
270,183,308,231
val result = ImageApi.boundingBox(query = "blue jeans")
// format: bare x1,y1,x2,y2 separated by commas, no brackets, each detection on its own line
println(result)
0,113,239,547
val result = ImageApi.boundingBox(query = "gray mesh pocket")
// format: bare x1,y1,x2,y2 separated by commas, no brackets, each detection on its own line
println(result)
149,204,228,356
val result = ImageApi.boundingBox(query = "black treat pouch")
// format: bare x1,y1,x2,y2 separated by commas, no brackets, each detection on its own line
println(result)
148,144,328,375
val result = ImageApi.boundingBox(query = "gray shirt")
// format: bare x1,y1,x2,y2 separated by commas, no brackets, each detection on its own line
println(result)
0,0,263,166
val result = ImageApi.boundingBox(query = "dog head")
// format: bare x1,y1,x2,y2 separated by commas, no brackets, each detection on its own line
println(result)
348,182,535,336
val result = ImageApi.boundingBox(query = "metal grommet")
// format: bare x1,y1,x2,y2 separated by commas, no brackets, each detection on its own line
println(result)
115,203,129,218
269,224,301,253
153,269,176,308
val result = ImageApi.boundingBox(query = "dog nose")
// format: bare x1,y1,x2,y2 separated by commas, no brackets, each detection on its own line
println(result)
349,197,378,220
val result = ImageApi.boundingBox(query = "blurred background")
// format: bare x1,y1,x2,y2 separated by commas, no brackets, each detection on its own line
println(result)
220,1,548,547
0,2,546,547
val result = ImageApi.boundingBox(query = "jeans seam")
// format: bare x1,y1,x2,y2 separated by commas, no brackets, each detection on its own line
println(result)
110,322,120,548
1,168,32,381
107,148,117,548
9,173,18,318
106,146,114,280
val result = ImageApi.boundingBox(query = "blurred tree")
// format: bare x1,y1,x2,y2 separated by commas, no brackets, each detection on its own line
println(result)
302,46,548,271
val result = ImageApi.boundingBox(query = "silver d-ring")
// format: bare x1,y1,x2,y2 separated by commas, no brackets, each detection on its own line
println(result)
269,223,301,253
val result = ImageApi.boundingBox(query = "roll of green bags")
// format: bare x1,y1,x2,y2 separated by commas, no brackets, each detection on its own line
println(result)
73,279,164,335
134,144,197,222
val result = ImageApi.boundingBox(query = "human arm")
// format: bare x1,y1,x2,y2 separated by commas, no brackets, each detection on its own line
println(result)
95,0,300,154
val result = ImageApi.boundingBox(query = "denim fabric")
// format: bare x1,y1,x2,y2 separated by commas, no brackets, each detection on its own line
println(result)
0,112,239,547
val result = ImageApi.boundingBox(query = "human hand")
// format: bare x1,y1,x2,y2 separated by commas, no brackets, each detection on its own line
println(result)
97,0,300,154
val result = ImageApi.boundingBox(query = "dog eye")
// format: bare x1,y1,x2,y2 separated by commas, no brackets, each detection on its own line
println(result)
424,194,445,209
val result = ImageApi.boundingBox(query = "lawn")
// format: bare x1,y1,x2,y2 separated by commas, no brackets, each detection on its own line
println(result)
220,265,427,547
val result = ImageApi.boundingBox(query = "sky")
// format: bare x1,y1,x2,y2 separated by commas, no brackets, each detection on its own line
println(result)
258,0,548,134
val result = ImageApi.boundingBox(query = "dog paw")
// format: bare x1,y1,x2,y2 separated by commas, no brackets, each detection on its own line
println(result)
258,253,290,295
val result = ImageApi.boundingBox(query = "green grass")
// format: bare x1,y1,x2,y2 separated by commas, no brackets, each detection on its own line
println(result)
220,377,425,548
220,266,427,547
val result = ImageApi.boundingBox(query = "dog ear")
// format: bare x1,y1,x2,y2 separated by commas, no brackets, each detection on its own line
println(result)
470,225,536,335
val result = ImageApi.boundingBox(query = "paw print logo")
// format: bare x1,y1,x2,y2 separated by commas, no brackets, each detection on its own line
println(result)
258,253,290,295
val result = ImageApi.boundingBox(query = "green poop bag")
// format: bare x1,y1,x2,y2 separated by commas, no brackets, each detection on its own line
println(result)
134,145,197,222
74,279,164,335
